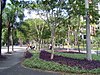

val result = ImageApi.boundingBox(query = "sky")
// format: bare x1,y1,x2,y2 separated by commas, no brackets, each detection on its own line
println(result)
98,2,100,14
23,9,40,20
6,0,40,20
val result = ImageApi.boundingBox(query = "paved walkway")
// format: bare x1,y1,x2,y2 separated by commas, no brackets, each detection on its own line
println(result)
0,46,26,71
0,63,61,75
0,46,61,75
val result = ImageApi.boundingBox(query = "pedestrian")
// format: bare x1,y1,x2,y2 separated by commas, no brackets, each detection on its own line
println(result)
49,44,52,50
26,43,30,50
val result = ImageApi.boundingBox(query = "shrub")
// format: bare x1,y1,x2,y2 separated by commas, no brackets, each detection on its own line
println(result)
24,50,33,58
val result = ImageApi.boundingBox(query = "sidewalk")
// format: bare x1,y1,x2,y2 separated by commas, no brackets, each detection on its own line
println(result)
1,46,27,54
0,46,26,72
0,63,61,75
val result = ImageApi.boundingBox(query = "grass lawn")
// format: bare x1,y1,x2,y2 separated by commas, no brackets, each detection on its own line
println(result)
54,51,100,61
22,50,100,74
69,45,100,50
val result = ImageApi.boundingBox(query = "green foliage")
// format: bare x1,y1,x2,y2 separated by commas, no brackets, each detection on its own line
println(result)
55,24,67,44
2,0,27,45
24,18,51,41
42,26,51,39
2,28,8,45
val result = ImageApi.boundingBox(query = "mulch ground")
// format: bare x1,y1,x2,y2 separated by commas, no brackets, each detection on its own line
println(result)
39,51,100,70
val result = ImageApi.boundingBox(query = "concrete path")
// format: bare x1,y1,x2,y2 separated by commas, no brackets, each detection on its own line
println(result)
0,63,60,75
1,46,27,54
0,46,26,72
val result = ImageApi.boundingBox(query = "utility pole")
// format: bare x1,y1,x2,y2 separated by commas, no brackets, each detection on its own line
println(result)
85,0,92,60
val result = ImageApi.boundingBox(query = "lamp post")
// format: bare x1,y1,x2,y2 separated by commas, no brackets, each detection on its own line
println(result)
85,0,92,60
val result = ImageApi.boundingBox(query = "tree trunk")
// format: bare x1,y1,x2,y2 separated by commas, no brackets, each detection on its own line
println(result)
97,41,99,56
0,10,2,56
67,27,70,51
86,8,92,60
10,28,14,52
7,22,11,53
42,39,45,48
77,15,81,53
58,35,60,48
19,38,23,47
0,0,6,57
38,38,41,51
50,25,55,59
74,31,77,46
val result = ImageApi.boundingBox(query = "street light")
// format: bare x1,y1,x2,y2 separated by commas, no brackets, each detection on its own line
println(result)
85,0,92,60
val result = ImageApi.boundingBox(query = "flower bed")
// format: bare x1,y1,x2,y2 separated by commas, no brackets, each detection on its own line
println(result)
24,50,33,58
40,50,100,70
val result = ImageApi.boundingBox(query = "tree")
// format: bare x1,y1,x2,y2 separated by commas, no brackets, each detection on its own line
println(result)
34,0,67,59
2,0,25,52
33,19,45,50
0,0,7,57
24,18,50,50
55,21,67,48
14,21,30,46
65,0,100,60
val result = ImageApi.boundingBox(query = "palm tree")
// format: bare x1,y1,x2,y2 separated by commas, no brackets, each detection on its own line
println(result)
2,0,25,53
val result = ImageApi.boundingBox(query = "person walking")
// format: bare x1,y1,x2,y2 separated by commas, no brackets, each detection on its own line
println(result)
49,44,52,50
